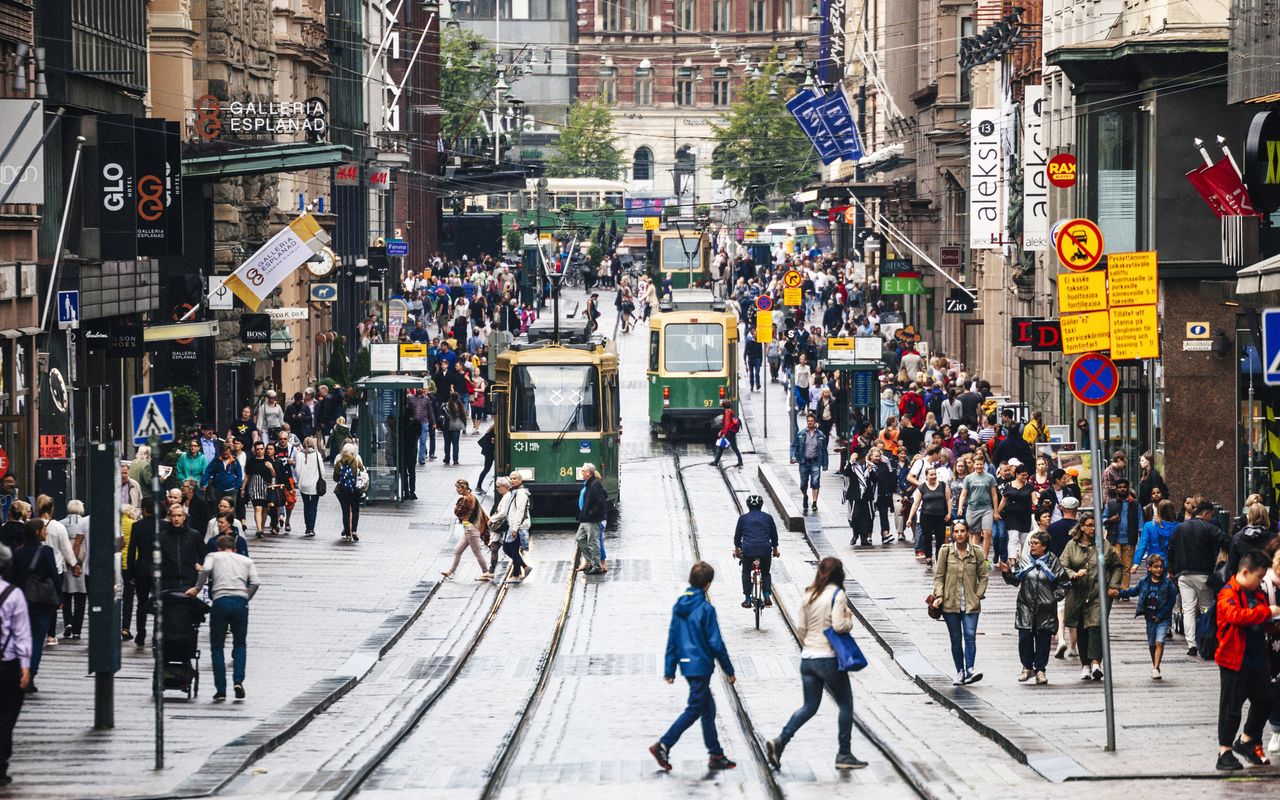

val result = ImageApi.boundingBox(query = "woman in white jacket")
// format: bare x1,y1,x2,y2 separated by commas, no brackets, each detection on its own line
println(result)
765,557,867,771
490,473,532,583
295,436,326,538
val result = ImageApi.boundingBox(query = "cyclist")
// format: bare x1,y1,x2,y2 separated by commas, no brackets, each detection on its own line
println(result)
733,495,780,608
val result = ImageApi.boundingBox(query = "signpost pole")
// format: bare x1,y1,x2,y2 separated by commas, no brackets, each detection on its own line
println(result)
67,326,76,498
763,356,768,438
150,433,164,769
1087,406,1117,752
88,442,119,730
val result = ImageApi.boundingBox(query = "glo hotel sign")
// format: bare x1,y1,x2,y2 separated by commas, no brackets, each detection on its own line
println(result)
819,0,847,84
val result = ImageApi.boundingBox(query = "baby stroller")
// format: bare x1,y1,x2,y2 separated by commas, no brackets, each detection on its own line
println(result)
161,591,210,700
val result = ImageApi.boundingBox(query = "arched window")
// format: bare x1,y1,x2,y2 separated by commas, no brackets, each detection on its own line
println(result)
675,145,696,198
633,146,653,181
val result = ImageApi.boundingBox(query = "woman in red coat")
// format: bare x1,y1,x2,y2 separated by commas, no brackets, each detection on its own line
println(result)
710,400,743,468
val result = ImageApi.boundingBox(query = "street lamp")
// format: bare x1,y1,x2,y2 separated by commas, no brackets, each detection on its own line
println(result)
269,327,295,360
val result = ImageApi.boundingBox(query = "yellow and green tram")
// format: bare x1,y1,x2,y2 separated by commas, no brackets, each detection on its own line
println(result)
654,229,710,289
647,290,740,437
492,325,621,525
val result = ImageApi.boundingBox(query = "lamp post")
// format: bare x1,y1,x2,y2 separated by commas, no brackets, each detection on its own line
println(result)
547,244,565,344
269,327,295,360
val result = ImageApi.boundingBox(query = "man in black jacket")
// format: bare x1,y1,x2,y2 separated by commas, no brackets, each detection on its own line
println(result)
158,505,206,594
575,463,609,575
1167,498,1231,656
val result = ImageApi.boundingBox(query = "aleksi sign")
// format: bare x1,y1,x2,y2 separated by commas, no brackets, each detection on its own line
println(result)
1022,87,1048,251
194,96,328,141
969,109,1003,249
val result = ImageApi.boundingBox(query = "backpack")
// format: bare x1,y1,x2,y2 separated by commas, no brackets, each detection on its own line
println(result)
1195,596,1218,661
727,412,741,434
337,462,357,493
897,458,918,495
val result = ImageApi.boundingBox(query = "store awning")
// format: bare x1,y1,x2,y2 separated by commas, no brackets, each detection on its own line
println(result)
1236,252,1280,294
798,180,890,202
182,142,353,179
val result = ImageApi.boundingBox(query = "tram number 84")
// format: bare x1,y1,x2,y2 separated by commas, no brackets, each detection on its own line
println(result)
558,466,578,478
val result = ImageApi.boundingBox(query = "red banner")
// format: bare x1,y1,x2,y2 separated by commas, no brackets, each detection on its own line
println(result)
1185,157,1262,218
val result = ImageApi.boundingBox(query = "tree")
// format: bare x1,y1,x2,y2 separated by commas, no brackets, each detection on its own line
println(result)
711,57,818,208
327,335,351,388
441,27,498,144
547,98,624,180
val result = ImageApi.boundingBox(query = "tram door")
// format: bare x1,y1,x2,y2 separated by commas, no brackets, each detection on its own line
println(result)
493,384,510,475
601,370,620,497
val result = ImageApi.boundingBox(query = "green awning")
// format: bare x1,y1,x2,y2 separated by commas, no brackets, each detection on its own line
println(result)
182,142,353,179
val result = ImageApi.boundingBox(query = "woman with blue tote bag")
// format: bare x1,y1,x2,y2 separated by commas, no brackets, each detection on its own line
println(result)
766,557,869,772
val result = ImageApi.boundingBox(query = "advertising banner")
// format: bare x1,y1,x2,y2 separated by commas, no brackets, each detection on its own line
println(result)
134,119,169,257
818,90,864,162
223,213,330,311
0,99,45,204
969,109,1003,249
786,89,841,164
1022,86,1048,251
164,121,185,256
96,114,138,261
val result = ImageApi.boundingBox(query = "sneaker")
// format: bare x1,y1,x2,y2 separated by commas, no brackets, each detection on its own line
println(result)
834,752,868,770
63,625,73,639
1017,668,1033,682
1216,750,1243,771
1151,668,1162,680
1091,663,1103,681
765,738,783,770
234,684,245,699
304,531,316,538
1187,645,1198,657
648,742,672,771
46,636,57,648
953,672,966,686
742,600,753,608
1233,737,1271,766
1267,732,1280,754
763,598,773,608
708,753,737,770
1035,671,1048,685
1054,641,1068,660
213,692,226,702
963,670,983,685
1080,666,1092,680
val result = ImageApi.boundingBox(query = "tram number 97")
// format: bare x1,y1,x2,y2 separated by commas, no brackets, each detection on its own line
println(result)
703,399,715,407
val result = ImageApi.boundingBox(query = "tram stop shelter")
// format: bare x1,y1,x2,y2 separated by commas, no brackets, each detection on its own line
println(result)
820,336,885,441
354,374,426,503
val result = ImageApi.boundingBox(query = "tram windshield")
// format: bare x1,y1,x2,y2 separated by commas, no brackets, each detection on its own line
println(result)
662,236,702,270
664,324,724,373
511,365,601,432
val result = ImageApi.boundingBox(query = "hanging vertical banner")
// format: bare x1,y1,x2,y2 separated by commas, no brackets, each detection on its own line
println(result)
95,114,138,262
222,213,331,311
164,121,185,256
819,90,864,162
818,0,847,84
134,119,169,257
969,109,1003,249
1022,86,1048,251
786,89,841,164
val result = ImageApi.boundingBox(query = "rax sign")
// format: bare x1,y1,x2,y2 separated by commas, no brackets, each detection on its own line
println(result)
1011,317,1062,352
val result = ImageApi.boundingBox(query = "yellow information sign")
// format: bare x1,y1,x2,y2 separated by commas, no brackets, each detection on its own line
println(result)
1109,305,1160,360
827,337,856,351
643,217,661,231
399,343,427,357
1058,271,1108,314
784,287,803,306
756,316,773,344
743,229,759,242
1060,310,1111,355
1106,251,1158,307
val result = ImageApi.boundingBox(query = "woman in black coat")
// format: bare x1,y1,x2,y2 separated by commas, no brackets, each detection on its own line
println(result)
6,519,58,692
1138,452,1167,507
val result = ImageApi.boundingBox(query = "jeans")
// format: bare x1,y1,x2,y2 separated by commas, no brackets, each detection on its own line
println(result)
713,432,742,465
1018,629,1051,671
1177,573,1212,647
477,455,494,491
133,577,153,643
27,606,54,676
992,519,1008,561
1219,663,1273,747
799,460,821,491
741,554,772,600
876,499,895,539
748,360,762,389
660,674,723,755
502,538,529,577
444,430,461,464
337,490,360,536
575,521,603,570
598,522,608,562
399,460,416,496
209,596,248,695
417,426,433,462
301,493,319,532
942,611,980,672
777,657,853,754
0,658,24,777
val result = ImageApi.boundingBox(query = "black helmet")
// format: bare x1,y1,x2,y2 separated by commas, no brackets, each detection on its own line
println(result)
746,494,765,510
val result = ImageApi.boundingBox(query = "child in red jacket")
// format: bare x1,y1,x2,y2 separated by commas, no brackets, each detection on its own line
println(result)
1215,549,1280,771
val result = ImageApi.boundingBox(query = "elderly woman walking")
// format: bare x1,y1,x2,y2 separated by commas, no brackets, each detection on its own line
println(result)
932,521,987,685
998,530,1068,685
1060,514,1125,681
489,475,532,583
442,479,492,581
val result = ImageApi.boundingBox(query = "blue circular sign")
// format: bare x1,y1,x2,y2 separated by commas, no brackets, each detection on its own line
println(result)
755,295,773,312
1068,352,1119,407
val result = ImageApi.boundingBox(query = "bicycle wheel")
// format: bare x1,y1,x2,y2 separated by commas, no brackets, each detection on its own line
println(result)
753,576,763,630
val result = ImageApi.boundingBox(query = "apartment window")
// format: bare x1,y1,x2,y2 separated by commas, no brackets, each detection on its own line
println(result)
600,73,618,103
633,147,654,181
711,0,731,32
676,78,695,106
781,0,794,30
1088,110,1144,253
601,0,622,31
713,79,730,106
635,73,653,105
528,0,566,18
748,0,767,32
675,0,695,31
631,0,650,31
959,17,975,102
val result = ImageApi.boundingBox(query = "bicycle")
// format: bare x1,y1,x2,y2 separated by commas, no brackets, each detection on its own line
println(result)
746,558,765,630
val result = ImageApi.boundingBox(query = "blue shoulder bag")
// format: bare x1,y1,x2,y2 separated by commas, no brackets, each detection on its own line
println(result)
823,590,868,672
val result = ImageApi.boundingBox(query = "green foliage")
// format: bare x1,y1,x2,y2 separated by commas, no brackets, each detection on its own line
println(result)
559,204,577,215
170,385,203,441
505,227,522,253
803,202,820,216
547,98,624,180
752,204,770,224
711,56,818,207
586,240,603,266
352,346,371,383
696,204,711,218
327,336,351,388
442,27,498,142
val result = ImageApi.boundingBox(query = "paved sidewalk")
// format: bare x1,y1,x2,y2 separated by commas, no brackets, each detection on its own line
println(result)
5,456,478,798
741,372,1280,782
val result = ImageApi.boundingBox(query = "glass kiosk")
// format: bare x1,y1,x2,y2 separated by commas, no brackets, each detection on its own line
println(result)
354,375,426,503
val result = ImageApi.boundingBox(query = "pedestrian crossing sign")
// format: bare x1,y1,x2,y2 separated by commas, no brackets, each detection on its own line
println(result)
1263,310,1280,386
131,391,175,445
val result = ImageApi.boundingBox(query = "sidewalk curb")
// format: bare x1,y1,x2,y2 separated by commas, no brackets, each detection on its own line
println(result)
152,576,443,799
754,418,1088,784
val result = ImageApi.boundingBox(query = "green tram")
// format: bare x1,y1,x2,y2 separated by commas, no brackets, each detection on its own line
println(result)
654,229,710,289
647,290,740,437
492,320,621,525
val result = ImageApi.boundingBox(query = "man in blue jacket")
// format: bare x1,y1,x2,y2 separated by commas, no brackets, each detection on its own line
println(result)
650,562,737,772
734,495,779,608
